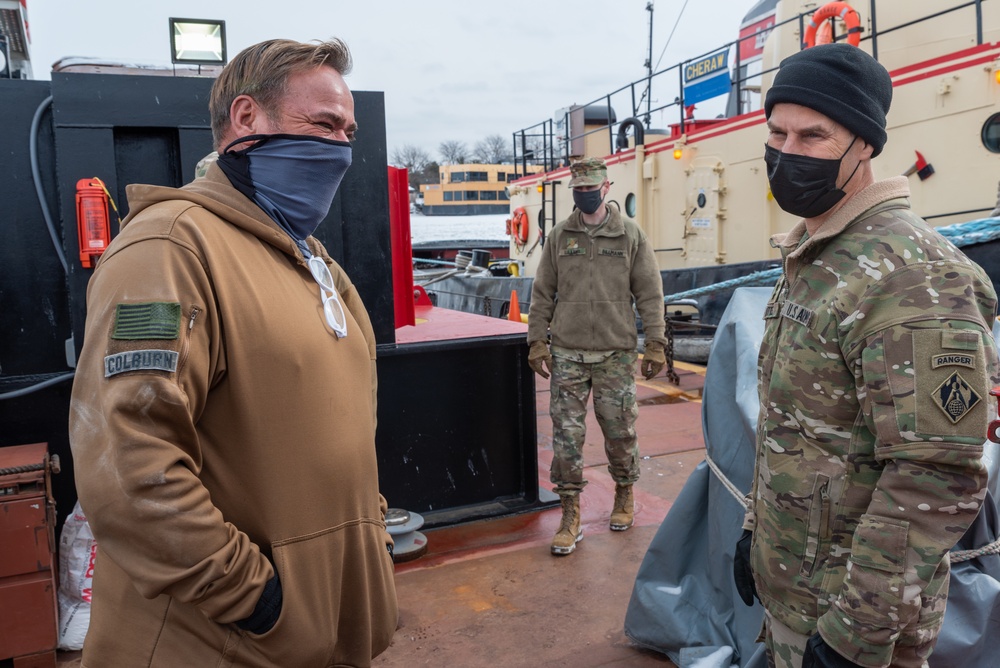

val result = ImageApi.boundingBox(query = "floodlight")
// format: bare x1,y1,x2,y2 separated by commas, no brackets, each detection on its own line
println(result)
169,18,227,65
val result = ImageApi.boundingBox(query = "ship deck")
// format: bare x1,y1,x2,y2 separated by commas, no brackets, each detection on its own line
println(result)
54,362,705,668
370,361,705,667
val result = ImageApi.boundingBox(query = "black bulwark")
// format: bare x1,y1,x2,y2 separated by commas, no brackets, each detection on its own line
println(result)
47,72,394,352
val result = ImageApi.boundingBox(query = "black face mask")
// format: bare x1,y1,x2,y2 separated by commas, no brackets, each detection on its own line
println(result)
764,137,860,219
573,188,604,215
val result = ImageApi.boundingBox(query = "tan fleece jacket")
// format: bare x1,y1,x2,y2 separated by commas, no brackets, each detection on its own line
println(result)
528,207,666,351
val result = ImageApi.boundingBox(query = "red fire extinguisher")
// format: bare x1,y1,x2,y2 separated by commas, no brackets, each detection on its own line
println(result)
75,177,114,268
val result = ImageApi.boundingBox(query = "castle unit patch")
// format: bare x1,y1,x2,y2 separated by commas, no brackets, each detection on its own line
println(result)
112,302,181,340
105,350,179,377
932,372,980,424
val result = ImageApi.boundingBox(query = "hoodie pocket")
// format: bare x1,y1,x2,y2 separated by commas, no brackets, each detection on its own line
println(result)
234,520,397,666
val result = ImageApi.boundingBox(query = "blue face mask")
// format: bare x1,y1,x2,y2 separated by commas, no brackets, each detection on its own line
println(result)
217,134,352,242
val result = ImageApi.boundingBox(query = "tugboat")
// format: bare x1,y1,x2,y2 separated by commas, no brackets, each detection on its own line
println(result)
426,0,1000,363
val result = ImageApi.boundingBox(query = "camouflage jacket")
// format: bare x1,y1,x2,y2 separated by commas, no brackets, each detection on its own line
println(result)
745,177,998,667
527,207,666,351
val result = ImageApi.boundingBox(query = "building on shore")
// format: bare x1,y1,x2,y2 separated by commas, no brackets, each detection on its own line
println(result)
420,163,543,215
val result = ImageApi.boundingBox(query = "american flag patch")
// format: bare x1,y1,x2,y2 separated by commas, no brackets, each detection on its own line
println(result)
112,302,181,340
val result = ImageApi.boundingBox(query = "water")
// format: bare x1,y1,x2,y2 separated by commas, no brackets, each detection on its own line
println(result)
409,211,509,243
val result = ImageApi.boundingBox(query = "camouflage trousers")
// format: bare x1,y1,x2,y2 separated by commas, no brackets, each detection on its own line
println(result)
763,612,932,668
548,350,639,495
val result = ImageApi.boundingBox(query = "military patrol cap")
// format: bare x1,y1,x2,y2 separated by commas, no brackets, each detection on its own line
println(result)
568,157,608,188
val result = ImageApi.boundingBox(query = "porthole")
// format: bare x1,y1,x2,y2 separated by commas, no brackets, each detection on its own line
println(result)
981,113,1000,153
625,193,637,217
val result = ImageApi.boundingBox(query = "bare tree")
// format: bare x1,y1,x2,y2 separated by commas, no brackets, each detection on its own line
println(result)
438,140,469,165
473,134,513,164
390,145,433,188
390,144,432,173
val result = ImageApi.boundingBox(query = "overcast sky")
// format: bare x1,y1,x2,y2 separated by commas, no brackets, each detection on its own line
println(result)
26,0,754,161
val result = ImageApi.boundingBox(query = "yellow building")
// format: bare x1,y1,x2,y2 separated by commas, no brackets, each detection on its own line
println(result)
420,163,543,215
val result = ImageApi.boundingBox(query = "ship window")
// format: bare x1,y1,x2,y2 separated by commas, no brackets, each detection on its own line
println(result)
498,190,510,200
468,171,488,182
982,113,1000,153
443,191,454,201
497,172,506,182
465,191,479,201
451,172,465,183
481,191,498,200
625,193,637,217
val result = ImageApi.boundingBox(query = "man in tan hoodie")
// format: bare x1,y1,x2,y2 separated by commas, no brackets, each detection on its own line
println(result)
69,38,397,667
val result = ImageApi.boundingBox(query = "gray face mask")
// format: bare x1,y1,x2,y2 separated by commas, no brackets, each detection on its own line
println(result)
217,134,352,240
573,188,604,215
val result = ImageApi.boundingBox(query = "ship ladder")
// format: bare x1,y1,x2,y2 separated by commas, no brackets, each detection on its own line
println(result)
529,181,559,256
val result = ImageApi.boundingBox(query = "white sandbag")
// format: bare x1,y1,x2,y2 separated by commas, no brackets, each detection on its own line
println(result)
57,501,97,651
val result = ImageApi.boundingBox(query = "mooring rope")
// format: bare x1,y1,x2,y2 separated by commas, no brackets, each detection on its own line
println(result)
661,217,1000,304
663,268,782,303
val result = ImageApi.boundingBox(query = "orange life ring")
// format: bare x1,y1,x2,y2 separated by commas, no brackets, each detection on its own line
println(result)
803,2,862,49
509,207,529,245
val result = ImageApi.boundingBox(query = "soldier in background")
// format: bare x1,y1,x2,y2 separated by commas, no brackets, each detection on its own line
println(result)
733,43,999,668
527,157,667,556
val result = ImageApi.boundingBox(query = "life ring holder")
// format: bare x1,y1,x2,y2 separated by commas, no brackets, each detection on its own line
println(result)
510,206,529,250
802,2,862,49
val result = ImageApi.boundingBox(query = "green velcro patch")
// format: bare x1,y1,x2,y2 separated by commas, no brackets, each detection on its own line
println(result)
112,302,182,340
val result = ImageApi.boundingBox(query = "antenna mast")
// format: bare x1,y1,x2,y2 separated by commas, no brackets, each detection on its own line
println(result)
644,1,654,127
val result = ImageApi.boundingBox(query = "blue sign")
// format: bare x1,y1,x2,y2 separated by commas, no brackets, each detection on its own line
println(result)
683,49,731,105
684,50,729,83
684,72,731,105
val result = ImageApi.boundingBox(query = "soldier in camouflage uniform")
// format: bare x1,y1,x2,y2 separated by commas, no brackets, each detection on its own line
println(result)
732,44,1000,668
527,157,667,555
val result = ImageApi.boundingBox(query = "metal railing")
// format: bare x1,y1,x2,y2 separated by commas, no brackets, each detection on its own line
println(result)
513,0,990,176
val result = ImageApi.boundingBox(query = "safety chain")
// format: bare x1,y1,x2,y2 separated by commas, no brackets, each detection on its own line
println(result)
0,463,46,477
663,319,680,386
483,295,492,318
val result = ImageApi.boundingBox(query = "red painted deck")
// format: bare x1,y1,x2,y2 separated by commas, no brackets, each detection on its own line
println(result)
373,361,705,667
395,304,528,344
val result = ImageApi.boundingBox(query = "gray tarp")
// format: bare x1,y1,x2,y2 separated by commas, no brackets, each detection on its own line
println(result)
624,287,1000,668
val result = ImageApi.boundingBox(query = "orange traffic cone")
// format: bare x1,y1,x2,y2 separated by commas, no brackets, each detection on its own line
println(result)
508,290,522,322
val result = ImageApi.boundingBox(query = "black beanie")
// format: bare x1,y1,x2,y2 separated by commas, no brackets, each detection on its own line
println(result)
764,43,892,157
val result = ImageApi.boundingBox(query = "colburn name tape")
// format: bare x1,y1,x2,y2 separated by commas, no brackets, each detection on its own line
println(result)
105,349,179,377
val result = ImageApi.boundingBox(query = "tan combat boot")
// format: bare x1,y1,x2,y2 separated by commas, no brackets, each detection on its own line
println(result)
610,484,634,531
551,494,582,555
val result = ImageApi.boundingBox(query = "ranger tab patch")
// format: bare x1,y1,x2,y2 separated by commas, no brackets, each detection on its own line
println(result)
105,349,179,377
931,354,975,370
112,302,181,340
933,372,980,423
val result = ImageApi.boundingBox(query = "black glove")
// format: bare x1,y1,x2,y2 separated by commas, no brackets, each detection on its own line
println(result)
733,528,758,606
236,572,283,635
801,633,862,668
